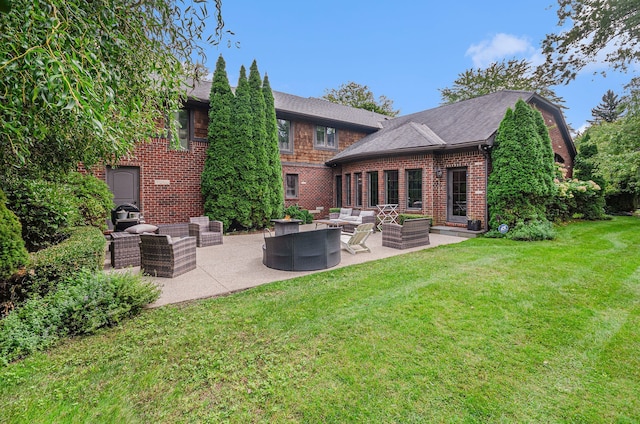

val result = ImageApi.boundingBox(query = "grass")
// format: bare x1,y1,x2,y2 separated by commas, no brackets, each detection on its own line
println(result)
1,217,639,423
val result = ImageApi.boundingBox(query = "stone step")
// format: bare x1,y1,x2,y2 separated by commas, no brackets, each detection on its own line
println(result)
430,225,484,238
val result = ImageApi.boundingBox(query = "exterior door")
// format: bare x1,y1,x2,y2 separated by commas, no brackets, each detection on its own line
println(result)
107,166,140,207
447,167,467,224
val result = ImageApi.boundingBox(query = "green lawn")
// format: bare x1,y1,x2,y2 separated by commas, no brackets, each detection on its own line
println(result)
2,217,639,423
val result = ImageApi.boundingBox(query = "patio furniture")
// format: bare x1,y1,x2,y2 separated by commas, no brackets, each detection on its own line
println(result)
139,234,197,278
381,218,430,250
188,216,223,247
111,203,144,232
109,232,140,269
329,208,377,233
157,223,190,238
340,223,374,255
376,204,399,231
262,227,341,271
271,218,303,236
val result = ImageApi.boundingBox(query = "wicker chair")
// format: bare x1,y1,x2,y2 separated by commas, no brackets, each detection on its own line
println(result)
157,223,190,238
381,218,430,250
188,216,223,247
139,234,197,278
110,232,141,269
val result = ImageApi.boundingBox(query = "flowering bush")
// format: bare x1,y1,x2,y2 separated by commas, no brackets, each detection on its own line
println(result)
548,178,606,221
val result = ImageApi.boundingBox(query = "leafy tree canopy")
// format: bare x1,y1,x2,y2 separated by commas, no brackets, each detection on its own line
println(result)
0,0,227,178
541,0,640,84
323,81,399,117
439,59,564,106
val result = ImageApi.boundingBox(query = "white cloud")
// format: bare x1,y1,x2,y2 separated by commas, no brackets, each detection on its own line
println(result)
466,33,541,68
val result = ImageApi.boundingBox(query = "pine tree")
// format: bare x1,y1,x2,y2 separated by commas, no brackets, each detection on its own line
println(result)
263,74,284,219
248,61,270,226
230,66,257,229
487,99,556,235
202,56,236,230
590,90,622,124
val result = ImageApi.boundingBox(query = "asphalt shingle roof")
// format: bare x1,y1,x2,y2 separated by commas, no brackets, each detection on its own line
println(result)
185,79,389,130
327,90,541,164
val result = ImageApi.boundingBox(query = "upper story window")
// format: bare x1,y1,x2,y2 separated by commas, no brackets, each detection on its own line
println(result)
315,125,337,149
278,119,293,153
169,109,190,151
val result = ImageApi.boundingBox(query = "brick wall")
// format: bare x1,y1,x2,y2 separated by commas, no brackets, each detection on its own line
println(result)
335,150,487,227
282,163,334,216
537,107,574,176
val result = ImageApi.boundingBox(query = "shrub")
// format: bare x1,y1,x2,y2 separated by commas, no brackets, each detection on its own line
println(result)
4,177,81,251
283,204,314,224
0,270,159,365
10,226,106,305
548,178,606,222
397,213,432,225
0,189,28,281
62,172,114,230
506,220,556,241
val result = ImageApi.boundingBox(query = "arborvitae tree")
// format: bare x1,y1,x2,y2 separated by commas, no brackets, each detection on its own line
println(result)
0,189,28,281
248,61,271,226
230,66,257,229
202,56,237,230
533,108,556,194
590,90,623,124
263,74,284,219
487,99,556,235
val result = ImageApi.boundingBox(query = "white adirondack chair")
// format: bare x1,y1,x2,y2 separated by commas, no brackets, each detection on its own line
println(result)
340,223,374,255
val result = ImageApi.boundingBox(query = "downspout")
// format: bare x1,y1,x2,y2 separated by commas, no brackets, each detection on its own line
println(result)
479,144,491,231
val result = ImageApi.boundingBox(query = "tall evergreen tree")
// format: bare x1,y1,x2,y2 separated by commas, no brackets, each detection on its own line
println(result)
487,99,556,235
590,90,623,124
263,74,284,219
202,56,236,230
230,66,257,229
248,61,270,226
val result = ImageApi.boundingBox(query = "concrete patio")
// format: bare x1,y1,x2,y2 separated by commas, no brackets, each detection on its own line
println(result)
106,224,467,307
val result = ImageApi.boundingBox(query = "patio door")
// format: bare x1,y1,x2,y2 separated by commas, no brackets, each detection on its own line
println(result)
447,167,467,224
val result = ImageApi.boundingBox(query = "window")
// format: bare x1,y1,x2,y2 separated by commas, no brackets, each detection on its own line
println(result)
367,171,379,207
384,170,398,204
285,174,298,199
335,175,343,208
345,174,352,206
315,125,337,149
278,119,293,152
355,173,363,207
169,109,189,151
406,169,423,209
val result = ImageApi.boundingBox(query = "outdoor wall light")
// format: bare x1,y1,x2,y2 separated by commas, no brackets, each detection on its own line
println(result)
435,167,443,178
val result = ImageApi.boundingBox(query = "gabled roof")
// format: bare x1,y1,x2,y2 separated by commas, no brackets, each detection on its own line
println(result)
184,79,389,131
327,90,575,164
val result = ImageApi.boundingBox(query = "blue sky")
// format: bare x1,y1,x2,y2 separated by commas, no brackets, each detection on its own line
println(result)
202,0,635,134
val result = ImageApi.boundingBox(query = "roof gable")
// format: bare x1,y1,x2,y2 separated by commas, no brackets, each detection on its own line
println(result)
327,90,574,164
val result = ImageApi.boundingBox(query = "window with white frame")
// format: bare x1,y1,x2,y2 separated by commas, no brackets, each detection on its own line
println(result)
278,119,293,152
315,125,337,149
285,174,298,199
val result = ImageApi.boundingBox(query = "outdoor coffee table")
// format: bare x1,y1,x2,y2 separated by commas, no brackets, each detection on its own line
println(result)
314,219,350,230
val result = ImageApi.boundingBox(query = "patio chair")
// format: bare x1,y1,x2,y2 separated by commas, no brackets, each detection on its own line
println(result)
188,216,223,247
139,234,197,278
109,232,140,269
340,223,374,255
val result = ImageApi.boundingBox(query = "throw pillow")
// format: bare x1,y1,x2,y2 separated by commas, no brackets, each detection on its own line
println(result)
339,208,352,218
125,223,158,234
360,210,375,217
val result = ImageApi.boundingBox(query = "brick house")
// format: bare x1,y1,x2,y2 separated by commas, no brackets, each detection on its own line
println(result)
97,83,574,231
